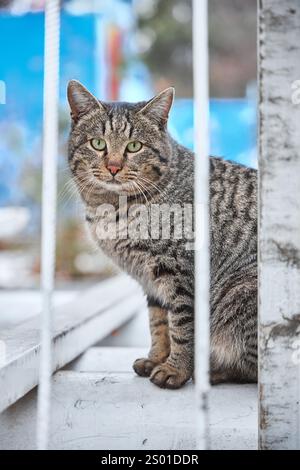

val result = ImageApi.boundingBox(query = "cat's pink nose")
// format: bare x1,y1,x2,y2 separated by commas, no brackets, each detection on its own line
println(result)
107,164,121,176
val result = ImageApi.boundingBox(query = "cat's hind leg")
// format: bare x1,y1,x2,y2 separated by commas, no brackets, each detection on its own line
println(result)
133,296,170,377
210,277,257,384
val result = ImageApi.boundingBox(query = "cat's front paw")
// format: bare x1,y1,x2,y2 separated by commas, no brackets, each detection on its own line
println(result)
150,363,191,389
133,357,157,377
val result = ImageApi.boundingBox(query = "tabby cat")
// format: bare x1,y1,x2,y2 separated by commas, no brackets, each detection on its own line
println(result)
67,80,257,389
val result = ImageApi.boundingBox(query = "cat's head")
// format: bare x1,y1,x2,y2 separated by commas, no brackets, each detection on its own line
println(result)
67,80,174,198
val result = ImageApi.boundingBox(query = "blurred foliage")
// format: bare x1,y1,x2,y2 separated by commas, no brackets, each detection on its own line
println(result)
55,218,85,279
0,0,12,8
137,0,193,96
137,0,257,97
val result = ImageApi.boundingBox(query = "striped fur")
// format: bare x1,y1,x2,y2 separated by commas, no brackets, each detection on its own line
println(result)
67,80,257,389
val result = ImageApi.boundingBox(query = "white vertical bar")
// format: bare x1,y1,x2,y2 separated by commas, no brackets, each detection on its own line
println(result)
95,14,107,100
259,0,300,450
94,0,107,100
36,0,60,451
193,0,210,450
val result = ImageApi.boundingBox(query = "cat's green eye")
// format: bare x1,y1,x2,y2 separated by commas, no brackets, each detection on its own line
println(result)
126,141,143,153
91,138,106,151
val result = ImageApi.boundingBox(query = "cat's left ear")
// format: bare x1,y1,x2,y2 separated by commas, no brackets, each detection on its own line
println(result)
67,79,106,123
137,87,175,127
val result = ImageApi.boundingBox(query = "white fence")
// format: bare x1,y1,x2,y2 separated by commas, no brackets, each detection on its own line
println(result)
193,0,210,451
37,0,60,450
258,0,300,450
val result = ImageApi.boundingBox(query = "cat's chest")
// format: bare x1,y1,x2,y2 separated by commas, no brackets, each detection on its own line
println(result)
86,209,155,287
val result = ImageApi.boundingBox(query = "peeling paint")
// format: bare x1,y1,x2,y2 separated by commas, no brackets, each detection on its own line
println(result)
269,315,300,338
271,240,300,270
259,0,300,450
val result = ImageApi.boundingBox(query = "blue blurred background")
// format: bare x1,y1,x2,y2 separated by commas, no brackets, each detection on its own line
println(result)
0,0,257,287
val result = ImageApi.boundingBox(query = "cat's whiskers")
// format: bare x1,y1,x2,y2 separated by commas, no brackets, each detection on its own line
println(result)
59,173,95,207
138,175,166,198
138,175,161,191
135,178,155,203
57,167,72,175
85,175,100,203
58,178,81,205
128,181,139,205
137,178,161,198
132,180,149,206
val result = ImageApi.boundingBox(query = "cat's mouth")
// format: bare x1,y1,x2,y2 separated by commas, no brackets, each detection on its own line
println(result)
100,179,134,194
86,170,141,195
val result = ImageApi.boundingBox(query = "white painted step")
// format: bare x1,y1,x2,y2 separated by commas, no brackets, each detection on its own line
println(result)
0,347,257,450
0,275,145,412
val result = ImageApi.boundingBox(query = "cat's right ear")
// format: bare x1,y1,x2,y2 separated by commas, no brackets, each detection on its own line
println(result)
137,87,175,127
67,80,105,123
